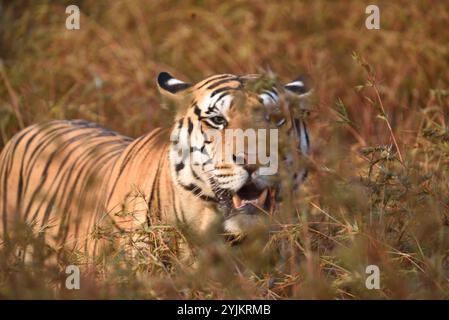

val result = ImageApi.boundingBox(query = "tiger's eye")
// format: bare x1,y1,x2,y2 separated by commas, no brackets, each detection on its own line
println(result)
211,116,227,125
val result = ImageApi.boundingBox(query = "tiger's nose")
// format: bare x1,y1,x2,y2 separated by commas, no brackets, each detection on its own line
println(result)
244,164,258,176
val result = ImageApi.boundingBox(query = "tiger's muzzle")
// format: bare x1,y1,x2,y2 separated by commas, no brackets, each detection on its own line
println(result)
214,165,279,219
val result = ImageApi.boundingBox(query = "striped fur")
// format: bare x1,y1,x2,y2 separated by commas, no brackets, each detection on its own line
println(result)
0,72,311,257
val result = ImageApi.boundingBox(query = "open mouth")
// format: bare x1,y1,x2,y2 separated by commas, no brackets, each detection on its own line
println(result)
232,182,270,210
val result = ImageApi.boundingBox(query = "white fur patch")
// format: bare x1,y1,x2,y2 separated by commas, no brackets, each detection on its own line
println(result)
167,78,186,86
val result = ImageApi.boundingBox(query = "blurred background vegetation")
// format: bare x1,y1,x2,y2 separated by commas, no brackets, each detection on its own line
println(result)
1,0,449,299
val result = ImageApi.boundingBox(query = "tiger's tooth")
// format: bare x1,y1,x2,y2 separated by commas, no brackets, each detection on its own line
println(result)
257,189,268,205
232,194,242,208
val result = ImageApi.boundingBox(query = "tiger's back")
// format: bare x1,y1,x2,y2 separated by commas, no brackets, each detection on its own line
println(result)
0,120,132,250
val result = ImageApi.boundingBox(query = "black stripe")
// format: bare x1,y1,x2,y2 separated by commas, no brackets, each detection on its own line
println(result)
175,162,185,172
206,77,239,90
187,118,193,135
191,166,201,180
210,85,241,98
146,146,168,219
179,183,217,202
193,105,204,120
197,75,234,89
177,118,184,129
215,92,230,104
117,135,147,174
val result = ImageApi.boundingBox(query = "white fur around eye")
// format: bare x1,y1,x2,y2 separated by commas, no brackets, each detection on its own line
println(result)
217,95,233,110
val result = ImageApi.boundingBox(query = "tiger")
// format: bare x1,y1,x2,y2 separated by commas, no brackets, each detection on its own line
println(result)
0,72,310,258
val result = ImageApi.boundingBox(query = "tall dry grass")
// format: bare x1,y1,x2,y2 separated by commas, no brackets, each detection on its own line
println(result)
1,0,449,299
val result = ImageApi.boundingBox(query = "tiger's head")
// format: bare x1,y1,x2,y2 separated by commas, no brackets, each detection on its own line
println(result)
157,72,311,235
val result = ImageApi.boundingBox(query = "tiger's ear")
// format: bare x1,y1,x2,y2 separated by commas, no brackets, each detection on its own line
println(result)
157,72,192,99
260,75,312,107
284,76,311,98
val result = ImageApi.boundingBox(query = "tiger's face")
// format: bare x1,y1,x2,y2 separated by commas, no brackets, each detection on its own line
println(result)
158,72,310,234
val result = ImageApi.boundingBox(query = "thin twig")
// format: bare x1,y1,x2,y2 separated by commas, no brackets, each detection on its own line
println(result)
370,75,404,164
